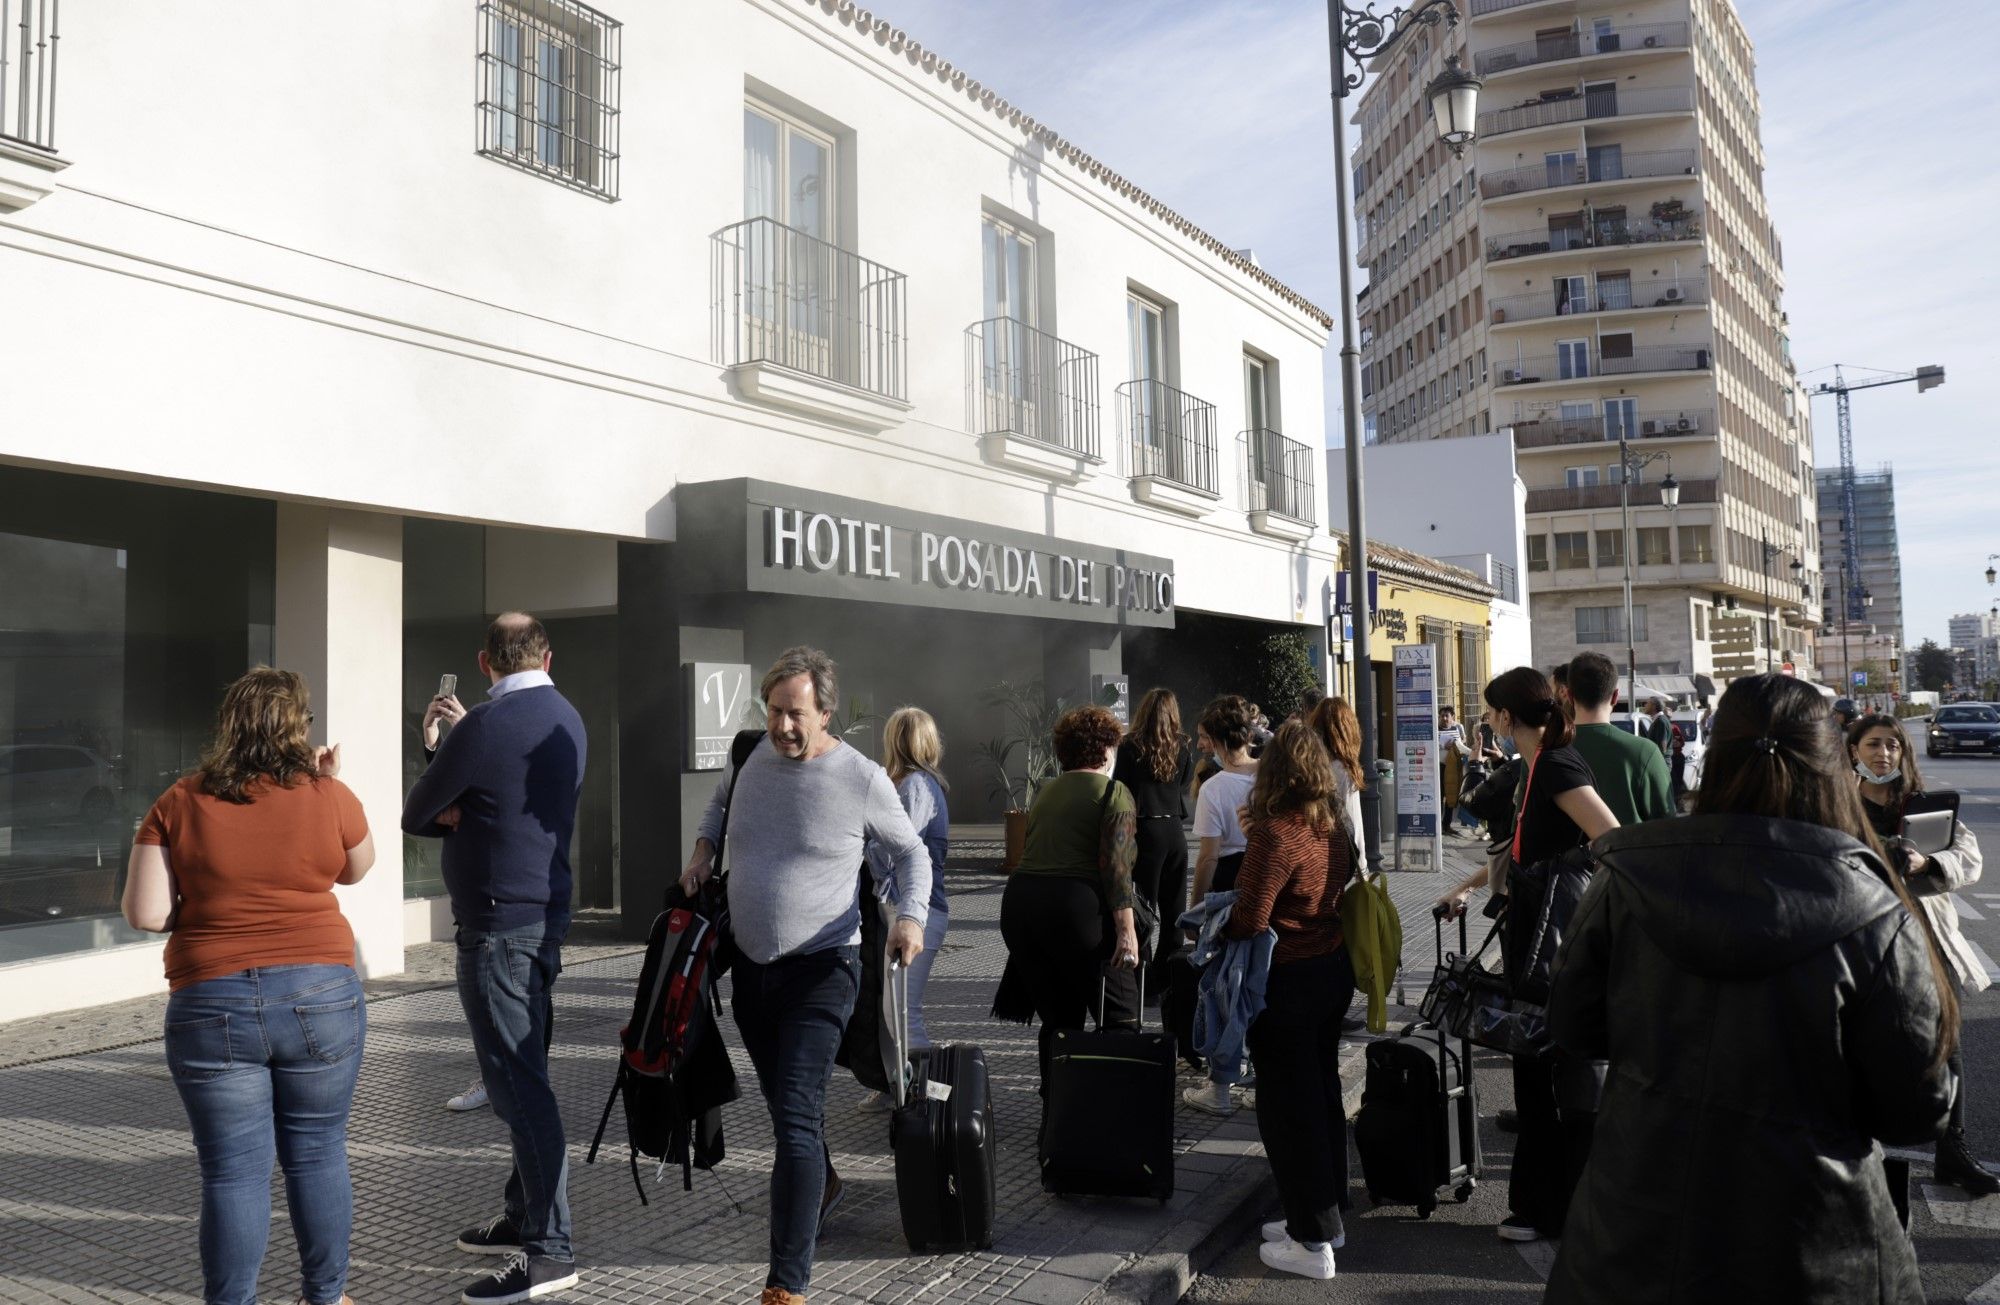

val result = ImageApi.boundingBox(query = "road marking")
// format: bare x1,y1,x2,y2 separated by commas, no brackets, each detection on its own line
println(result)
1955,894,1986,922
1970,939,2000,985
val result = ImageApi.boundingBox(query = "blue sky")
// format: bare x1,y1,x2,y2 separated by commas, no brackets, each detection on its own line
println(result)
867,0,1997,650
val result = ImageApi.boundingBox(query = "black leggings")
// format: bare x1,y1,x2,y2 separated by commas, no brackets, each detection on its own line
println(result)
999,874,1140,1088
1247,949,1357,1245
1132,816,1189,974
1509,1048,1596,1236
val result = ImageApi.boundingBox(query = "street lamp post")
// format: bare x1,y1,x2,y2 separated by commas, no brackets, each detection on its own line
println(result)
1617,439,1678,706
1326,0,1480,872
1758,531,1805,674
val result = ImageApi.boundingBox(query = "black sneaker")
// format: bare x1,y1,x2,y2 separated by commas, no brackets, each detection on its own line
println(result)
461,1253,579,1304
455,1214,523,1255
817,1172,846,1240
1497,1215,1542,1243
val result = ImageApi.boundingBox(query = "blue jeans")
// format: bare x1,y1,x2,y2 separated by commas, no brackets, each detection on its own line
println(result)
455,921,572,1262
165,964,364,1305
732,944,859,1294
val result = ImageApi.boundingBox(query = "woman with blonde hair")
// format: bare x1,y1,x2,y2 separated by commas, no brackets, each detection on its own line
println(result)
1112,687,1196,980
121,667,374,1305
859,706,953,1111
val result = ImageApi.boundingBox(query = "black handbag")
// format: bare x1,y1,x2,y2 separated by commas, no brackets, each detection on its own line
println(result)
1419,915,1551,1058
1504,845,1594,1005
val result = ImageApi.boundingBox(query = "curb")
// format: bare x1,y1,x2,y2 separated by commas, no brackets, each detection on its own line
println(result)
1086,1042,1370,1304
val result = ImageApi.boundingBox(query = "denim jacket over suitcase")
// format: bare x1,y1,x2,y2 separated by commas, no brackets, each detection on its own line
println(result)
1177,891,1277,1081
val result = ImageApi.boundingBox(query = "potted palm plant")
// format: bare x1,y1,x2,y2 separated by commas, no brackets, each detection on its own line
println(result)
974,678,1121,871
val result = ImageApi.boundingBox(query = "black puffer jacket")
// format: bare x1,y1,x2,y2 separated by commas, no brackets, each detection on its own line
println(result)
1546,815,1952,1305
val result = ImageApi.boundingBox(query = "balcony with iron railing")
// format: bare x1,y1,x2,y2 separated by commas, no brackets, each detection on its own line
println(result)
1489,275,1708,327
1242,428,1317,539
1486,210,1702,263
1477,85,1695,138
1496,343,1713,387
1474,22,1690,77
1510,408,1714,449
1526,476,1718,513
1480,148,1697,201
1471,0,1606,19
711,217,909,428
964,318,1101,480
0,0,58,152
1120,380,1219,517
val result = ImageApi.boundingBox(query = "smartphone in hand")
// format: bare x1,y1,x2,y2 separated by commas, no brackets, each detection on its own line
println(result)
438,673,457,700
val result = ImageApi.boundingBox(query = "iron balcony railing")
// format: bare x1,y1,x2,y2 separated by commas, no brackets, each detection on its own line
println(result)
1481,148,1696,200
964,317,1101,459
1527,476,1718,514
1492,559,1519,604
1489,275,1709,326
1119,380,1219,496
1511,408,1714,449
1496,344,1713,386
1475,22,1690,76
1477,85,1695,137
1,0,59,151
710,216,909,402
1243,428,1316,524
1487,213,1703,262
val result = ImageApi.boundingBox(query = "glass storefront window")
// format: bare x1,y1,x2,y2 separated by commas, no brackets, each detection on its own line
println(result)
0,468,273,965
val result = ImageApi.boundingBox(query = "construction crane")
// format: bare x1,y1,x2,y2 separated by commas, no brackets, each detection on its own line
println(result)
1809,364,1945,622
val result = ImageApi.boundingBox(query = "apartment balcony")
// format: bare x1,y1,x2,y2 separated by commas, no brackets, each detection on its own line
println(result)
1119,380,1220,518
0,0,66,212
1480,149,1697,203
1511,409,1713,450
1475,22,1690,78
1477,85,1695,139
1486,209,1702,264
964,318,1100,482
1489,275,1709,327
711,216,911,430
1496,343,1713,389
1242,428,1317,540
1526,476,1718,514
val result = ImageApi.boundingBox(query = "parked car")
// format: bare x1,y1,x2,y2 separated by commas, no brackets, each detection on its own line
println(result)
0,745,122,827
1925,704,2000,758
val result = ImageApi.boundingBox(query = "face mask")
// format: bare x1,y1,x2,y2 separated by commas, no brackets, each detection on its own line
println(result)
1855,761,1899,787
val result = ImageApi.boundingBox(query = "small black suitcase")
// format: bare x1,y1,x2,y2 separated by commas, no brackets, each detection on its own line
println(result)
888,961,996,1252
1352,909,1481,1218
1039,973,1176,1202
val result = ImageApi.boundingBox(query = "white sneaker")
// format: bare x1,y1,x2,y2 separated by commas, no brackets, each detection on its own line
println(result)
446,1080,490,1112
1262,1219,1345,1250
858,1090,894,1114
1182,1081,1236,1115
1258,1237,1336,1280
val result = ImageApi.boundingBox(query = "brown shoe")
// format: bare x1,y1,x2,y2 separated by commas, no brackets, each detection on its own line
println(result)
760,1289,806,1305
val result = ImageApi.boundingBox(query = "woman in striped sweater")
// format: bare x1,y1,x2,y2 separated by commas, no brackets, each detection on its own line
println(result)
1224,720,1356,1281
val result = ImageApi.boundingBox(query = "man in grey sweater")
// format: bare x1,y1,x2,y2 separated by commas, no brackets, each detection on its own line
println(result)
679,646,928,1305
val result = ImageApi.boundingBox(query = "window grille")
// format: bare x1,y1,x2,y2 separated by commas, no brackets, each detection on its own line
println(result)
477,0,621,200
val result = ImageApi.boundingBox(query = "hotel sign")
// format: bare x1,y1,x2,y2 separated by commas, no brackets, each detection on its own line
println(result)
678,479,1176,629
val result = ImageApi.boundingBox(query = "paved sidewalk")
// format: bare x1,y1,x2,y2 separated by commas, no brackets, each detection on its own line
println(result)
0,837,1483,1305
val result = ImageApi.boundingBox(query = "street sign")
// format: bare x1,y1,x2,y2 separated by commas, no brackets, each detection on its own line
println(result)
1392,643,1443,874
1852,671,1868,687
1334,569,1380,616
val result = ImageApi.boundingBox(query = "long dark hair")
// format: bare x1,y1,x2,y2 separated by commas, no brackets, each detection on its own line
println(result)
1128,687,1186,783
1483,666,1572,753
1696,675,1958,1065
1846,713,1922,798
198,667,318,804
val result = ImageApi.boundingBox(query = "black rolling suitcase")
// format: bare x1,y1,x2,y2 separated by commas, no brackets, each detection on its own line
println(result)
887,960,996,1252
1039,972,1176,1202
1352,908,1481,1218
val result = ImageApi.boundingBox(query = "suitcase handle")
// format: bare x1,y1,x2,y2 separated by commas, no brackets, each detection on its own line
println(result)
1096,964,1146,1027
887,956,912,1110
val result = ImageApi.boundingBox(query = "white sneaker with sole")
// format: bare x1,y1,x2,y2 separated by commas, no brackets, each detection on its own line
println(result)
857,1091,894,1114
1182,1081,1236,1115
1262,1219,1344,1250
446,1080,490,1112
1258,1238,1336,1280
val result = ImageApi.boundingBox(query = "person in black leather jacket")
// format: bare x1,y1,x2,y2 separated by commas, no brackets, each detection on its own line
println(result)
1547,674,1958,1305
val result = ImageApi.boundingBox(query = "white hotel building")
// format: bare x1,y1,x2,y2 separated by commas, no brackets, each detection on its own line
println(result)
0,0,1336,1018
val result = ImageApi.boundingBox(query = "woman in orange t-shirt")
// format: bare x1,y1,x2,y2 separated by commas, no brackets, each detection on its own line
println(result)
121,667,375,1305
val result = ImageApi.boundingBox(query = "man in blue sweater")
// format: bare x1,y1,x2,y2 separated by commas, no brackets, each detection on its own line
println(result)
404,612,586,1305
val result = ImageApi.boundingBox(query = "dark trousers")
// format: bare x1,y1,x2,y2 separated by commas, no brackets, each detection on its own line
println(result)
999,874,1140,1089
1509,1048,1595,1236
456,922,572,1262
731,945,859,1295
1133,816,1189,979
1247,948,1357,1246
1950,1047,1968,1133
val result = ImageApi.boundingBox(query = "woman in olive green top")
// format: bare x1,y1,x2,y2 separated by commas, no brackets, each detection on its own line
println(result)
996,705,1142,1087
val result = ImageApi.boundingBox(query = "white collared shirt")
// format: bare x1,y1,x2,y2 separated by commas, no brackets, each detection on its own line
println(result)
487,669,554,699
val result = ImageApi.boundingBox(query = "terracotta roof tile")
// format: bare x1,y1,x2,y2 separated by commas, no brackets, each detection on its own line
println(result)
1331,530,1495,598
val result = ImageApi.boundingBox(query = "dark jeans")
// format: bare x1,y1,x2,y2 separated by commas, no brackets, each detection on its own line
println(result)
1133,816,1189,978
1950,1047,1968,1133
1000,874,1141,1089
732,944,859,1295
1246,948,1357,1246
456,921,572,1262
165,964,364,1305
1510,1048,1596,1236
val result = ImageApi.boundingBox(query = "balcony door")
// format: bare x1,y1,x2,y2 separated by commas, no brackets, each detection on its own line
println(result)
744,104,836,375
1559,400,1595,439
1543,150,1579,189
1129,295,1173,478
1596,271,1633,311
1584,80,1618,118
982,217,1043,439
1605,396,1638,440
1245,355,1274,511
1586,143,1623,182
1555,275,1588,316
1557,338,1591,380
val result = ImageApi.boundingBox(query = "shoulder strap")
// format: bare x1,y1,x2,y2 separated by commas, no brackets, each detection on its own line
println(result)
709,729,766,887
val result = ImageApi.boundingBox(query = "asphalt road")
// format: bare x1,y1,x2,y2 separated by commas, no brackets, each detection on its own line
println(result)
1184,754,2000,1303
